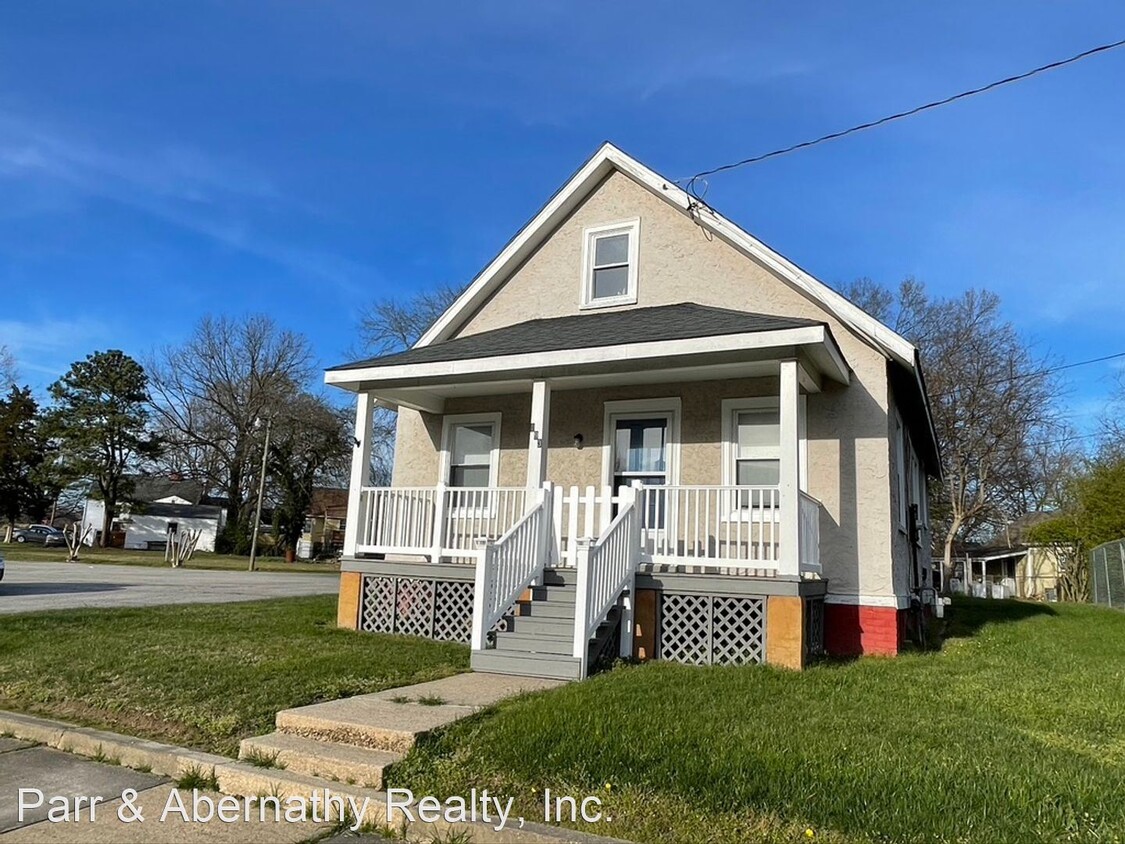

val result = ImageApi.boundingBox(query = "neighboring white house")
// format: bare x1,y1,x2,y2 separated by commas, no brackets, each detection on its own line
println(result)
81,477,225,553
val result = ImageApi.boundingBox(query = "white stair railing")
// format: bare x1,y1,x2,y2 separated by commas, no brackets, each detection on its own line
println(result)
572,484,642,678
470,483,553,650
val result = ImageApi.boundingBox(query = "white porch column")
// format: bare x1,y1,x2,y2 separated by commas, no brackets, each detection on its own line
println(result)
526,380,552,490
343,392,377,558
778,359,800,577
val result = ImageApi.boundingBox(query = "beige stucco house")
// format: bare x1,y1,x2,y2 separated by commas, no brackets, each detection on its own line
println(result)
328,143,940,678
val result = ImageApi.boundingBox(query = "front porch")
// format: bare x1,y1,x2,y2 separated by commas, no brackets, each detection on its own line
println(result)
339,480,824,676
329,307,850,677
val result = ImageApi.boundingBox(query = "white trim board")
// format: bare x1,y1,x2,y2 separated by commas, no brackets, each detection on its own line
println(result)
326,325,849,389
824,594,911,610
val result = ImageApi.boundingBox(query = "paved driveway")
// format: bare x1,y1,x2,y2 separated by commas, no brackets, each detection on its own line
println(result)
0,562,338,615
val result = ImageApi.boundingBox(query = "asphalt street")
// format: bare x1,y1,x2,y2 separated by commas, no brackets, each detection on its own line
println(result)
0,562,338,614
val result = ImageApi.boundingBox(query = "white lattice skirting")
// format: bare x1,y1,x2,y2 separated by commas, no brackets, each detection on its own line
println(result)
359,575,476,643
658,593,766,665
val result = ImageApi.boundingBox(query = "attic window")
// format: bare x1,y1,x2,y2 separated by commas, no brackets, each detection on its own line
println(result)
581,220,639,308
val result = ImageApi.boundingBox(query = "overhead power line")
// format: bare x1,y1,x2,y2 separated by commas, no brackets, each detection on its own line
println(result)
683,37,1125,196
932,351,1125,398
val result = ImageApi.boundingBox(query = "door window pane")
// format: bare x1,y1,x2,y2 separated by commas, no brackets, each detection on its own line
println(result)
614,419,666,473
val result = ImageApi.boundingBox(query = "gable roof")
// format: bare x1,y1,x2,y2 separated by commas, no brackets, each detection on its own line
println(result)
330,304,821,372
413,142,940,474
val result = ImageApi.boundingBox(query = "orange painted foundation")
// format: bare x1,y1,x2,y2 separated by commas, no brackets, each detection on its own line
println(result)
824,604,904,656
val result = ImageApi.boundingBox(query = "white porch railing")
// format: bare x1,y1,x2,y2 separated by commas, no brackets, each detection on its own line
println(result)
355,485,529,562
354,483,820,575
637,485,781,569
470,486,551,650
573,485,642,676
798,489,822,575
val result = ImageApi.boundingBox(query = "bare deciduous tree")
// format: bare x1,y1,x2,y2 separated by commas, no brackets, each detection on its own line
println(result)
355,284,462,485
0,345,17,388
147,315,315,552
844,279,1066,581
356,284,463,357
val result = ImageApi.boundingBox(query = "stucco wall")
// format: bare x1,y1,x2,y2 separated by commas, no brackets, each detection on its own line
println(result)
392,169,902,602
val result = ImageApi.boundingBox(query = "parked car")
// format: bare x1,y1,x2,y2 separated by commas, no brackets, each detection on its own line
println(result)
0,547,5,580
12,525,65,547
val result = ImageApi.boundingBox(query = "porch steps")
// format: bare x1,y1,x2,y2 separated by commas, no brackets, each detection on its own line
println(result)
471,568,623,681
493,631,573,655
471,651,583,680
238,731,399,789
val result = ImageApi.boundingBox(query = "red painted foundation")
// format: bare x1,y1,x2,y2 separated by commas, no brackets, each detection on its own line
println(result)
824,604,905,656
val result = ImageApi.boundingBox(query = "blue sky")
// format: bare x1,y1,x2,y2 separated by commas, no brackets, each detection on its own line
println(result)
2,2,1124,439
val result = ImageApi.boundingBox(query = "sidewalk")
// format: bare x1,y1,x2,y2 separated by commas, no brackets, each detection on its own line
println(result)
0,672,624,843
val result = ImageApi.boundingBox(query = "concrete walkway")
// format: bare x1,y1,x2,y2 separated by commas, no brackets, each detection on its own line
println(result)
0,562,338,614
246,673,565,783
0,702,625,843
0,742,329,841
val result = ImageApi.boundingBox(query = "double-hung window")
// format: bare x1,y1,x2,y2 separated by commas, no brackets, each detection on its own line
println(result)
581,220,639,307
441,414,501,488
722,398,782,511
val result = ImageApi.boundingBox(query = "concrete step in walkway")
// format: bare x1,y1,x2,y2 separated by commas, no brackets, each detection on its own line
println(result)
273,672,565,754
239,731,400,789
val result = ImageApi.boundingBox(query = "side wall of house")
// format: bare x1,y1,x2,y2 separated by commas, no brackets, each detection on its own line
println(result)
393,169,910,653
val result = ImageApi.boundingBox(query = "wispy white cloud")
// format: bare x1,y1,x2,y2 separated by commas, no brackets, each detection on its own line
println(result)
0,109,369,293
0,316,112,385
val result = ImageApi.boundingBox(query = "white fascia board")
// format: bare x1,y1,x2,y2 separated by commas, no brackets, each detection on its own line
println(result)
325,325,842,389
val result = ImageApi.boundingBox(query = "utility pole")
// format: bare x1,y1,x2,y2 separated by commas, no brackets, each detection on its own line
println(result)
248,416,273,572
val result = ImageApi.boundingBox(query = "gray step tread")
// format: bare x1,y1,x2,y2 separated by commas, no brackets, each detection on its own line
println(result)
508,616,573,635
518,601,576,619
472,651,581,681
494,632,573,655
239,732,400,789
530,585,575,600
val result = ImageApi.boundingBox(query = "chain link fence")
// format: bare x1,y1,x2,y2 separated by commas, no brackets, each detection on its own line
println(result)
1091,539,1125,609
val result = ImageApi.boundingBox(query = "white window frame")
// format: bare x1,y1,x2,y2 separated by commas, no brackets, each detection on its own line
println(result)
600,398,681,489
893,409,907,532
720,396,807,519
580,219,640,309
438,412,502,489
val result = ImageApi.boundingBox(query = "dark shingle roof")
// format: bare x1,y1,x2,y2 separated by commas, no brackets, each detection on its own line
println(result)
131,476,204,505
135,502,223,520
330,303,821,371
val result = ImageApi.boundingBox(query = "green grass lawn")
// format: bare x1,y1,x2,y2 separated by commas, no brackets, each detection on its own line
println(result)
3,543,338,573
0,595,467,756
391,599,1125,844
